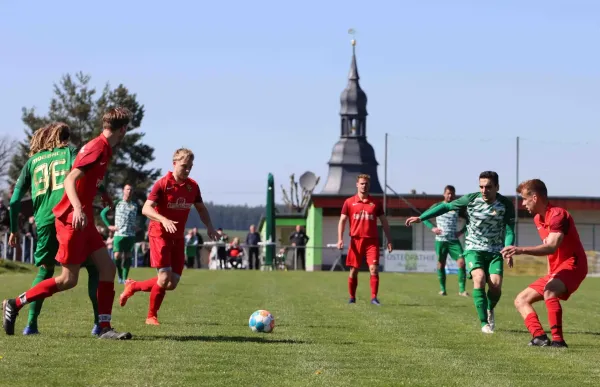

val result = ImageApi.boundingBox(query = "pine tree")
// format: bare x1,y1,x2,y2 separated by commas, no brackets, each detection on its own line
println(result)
8,72,160,213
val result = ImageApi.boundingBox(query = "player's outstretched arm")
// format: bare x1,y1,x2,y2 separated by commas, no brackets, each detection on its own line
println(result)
142,200,177,234
194,202,218,240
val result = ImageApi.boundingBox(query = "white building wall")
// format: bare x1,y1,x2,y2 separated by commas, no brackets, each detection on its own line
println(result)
319,210,600,258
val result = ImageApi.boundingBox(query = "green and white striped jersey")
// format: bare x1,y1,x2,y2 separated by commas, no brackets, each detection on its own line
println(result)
420,192,515,253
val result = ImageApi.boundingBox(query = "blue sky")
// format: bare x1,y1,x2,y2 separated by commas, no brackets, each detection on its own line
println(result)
1,0,599,206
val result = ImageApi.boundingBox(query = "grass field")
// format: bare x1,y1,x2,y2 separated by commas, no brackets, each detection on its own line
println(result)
2,268,600,387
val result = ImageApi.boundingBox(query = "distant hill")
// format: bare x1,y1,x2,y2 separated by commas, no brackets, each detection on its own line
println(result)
185,201,290,231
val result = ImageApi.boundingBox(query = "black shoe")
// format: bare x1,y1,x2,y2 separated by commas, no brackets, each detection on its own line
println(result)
2,299,18,336
528,334,550,347
550,340,568,348
98,327,133,340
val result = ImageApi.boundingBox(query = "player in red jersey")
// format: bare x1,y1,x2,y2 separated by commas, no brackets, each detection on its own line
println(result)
2,107,132,339
337,174,393,305
119,148,218,325
502,179,588,348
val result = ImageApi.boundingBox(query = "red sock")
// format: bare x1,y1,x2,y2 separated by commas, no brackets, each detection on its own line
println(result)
97,281,115,329
545,297,563,342
370,275,379,299
133,277,158,292
15,278,60,309
148,283,167,318
524,312,546,338
348,277,357,299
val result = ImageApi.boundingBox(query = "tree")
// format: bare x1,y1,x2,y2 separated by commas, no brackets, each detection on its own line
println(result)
8,72,161,211
0,135,17,179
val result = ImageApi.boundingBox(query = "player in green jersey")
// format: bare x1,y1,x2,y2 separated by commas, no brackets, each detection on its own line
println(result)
406,171,515,334
422,185,469,297
8,123,102,336
100,184,140,284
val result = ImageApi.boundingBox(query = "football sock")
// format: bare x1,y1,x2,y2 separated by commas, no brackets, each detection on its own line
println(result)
525,312,546,338
122,257,131,281
148,284,167,318
458,267,466,293
473,288,489,327
545,297,563,342
114,258,123,281
133,277,158,292
15,278,60,309
85,264,100,325
437,268,446,293
370,274,379,299
487,289,501,311
27,265,55,329
348,277,357,299
97,281,115,329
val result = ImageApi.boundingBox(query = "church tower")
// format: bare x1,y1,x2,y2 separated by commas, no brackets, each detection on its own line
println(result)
320,38,383,195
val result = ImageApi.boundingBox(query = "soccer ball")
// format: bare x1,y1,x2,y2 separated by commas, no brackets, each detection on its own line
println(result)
248,310,275,333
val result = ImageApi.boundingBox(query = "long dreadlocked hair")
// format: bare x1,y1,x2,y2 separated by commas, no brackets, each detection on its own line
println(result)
28,124,52,156
47,122,70,150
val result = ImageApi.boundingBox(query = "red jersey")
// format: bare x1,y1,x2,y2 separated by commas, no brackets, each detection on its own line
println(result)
229,246,242,257
147,172,202,239
534,204,587,273
341,194,383,239
53,134,112,221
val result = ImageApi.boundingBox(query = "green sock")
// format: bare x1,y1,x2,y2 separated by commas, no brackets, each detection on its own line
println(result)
114,258,123,281
472,288,489,327
85,265,100,325
437,268,446,293
487,289,501,311
458,267,466,293
27,265,55,329
122,256,131,281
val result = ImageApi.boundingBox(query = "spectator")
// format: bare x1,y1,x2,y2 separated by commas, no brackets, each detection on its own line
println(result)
289,225,309,270
22,216,36,264
228,237,244,269
246,224,261,270
185,229,199,268
193,227,204,268
216,228,229,269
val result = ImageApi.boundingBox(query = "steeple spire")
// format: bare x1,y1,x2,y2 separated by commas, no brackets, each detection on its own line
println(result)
320,31,383,195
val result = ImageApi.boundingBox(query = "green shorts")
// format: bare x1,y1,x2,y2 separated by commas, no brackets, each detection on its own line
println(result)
113,236,135,253
464,250,503,279
33,223,59,267
435,240,464,262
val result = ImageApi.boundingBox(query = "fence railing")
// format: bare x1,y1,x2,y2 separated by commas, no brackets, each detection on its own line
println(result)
4,232,600,277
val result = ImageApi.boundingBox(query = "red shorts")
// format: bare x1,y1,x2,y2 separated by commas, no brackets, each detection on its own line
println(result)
149,236,185,276
55,218,106,265
529,261,587,301
346,237,379,268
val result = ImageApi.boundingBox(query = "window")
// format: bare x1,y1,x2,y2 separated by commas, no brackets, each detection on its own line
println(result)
378,225,412,250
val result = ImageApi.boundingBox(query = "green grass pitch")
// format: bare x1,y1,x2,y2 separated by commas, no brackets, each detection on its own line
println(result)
1,269,600,386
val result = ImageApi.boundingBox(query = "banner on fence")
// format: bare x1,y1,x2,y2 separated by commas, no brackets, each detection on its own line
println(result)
384,250,437,273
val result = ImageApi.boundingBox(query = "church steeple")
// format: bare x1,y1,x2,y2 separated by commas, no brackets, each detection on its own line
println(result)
339,39,368,136
320,36,383,195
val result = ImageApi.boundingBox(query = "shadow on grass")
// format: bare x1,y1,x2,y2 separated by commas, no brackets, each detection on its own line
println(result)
138,334,308,344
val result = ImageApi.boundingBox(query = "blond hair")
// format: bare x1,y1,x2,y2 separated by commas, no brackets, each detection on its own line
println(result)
357,174,370,181
173,148,194,162
29,125,52,156
102,107,132,131
47,122,70,150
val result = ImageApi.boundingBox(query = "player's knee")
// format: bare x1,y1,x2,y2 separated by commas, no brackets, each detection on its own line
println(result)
56,275,78,290
543,289,559,300
514,294,527,309
437,261,445,270
457,259,465,269
349,267,358,279
369,266,378,276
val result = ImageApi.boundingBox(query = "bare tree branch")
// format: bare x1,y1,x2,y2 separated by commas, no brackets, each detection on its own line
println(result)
0,135,17,179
